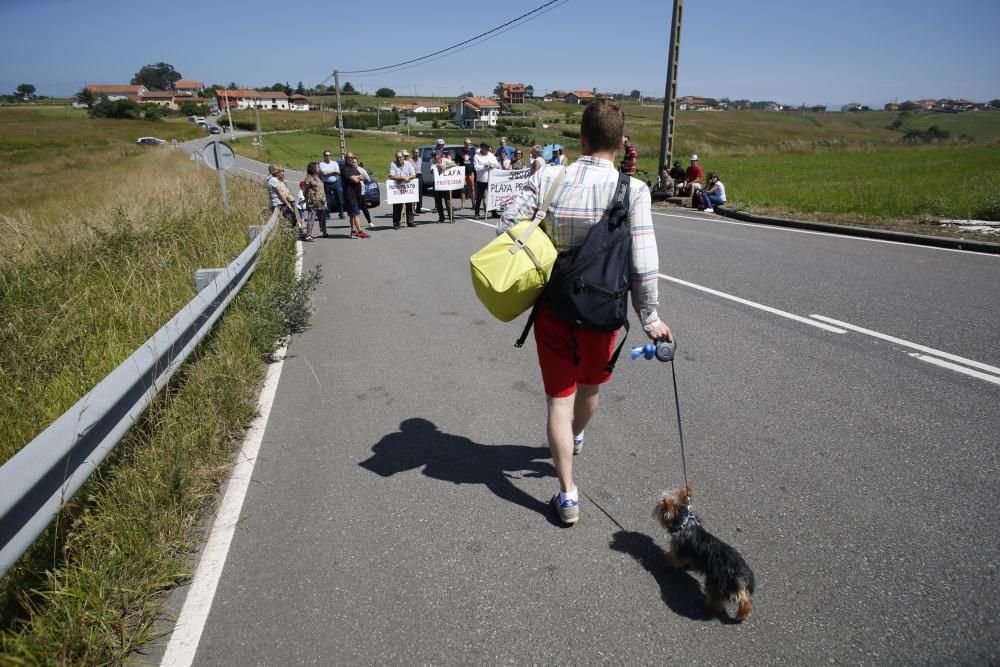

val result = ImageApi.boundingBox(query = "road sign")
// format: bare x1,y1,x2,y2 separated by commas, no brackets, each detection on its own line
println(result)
202,141,236,172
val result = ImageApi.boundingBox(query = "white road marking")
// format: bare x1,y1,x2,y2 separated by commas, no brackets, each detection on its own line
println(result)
909,353,1000,386
809,314,1000,376
160,240,305,667
650,210,1000,257
659,274,847,334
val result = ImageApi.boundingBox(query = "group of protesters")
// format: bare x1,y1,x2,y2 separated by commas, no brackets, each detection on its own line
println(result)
265,134,730,240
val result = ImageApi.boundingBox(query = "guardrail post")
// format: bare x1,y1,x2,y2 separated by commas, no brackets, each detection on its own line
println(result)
194,268,224,292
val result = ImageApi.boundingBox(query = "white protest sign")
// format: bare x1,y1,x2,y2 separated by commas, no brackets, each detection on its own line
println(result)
433,166,465,191
385,180,419,204
486,168,533,211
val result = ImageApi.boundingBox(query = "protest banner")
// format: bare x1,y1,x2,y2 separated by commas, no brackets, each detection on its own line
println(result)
433,166,465,191
385,180,419,204
486,168,533,211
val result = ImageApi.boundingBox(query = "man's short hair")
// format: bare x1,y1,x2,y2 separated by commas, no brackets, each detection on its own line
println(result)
580,99,625,153
532,144,542,153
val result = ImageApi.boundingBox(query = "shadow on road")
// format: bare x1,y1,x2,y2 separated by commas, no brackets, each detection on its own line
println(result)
359,418,561,526
609,530,720,622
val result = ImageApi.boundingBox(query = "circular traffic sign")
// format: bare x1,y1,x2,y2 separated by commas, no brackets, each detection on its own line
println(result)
202,141,236,171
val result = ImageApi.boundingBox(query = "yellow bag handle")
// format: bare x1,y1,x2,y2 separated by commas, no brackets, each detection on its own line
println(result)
508,166,567,255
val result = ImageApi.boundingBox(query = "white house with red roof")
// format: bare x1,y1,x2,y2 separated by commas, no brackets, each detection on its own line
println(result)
174,80,203,95
451,96,500,128
215,88,289,110
86,84,148,101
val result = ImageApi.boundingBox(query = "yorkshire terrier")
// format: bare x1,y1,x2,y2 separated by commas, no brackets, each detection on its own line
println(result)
653,485,755,621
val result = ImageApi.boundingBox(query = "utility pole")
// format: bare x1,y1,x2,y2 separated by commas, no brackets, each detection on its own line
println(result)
334,70,346,159
254,102,263,149
224,89,235,136
658,0,683,174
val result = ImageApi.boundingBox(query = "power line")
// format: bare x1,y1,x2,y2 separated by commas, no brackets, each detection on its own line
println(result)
317,0,568,86
339,1,568,82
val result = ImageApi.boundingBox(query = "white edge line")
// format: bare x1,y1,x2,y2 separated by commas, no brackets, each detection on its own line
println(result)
660,274,847,334
810,314,1000,376
650,209,1000,258
160,239,304,667
909,353,1000,386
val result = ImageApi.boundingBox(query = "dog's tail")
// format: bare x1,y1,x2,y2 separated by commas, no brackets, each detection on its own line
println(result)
733,587,753,621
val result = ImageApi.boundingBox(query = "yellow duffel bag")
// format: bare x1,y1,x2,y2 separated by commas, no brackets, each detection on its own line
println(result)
470,167,565,322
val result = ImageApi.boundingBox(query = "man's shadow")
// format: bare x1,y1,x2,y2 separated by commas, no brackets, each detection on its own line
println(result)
359,418,562,526
609,530,724,622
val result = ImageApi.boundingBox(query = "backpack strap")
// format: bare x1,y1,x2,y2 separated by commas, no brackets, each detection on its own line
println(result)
507,165,566,255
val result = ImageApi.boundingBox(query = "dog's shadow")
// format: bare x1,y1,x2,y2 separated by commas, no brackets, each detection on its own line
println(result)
359,418,562,526
610,530,734,622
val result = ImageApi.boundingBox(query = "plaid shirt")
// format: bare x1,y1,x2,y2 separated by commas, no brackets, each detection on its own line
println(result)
498,156,661,328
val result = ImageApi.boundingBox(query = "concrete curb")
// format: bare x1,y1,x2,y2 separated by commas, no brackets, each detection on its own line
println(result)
705,205,1000,254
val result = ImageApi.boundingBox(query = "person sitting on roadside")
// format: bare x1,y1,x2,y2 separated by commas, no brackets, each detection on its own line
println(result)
682,154,704,201
652,164,674,201
698,172,726,213
669,160,686,188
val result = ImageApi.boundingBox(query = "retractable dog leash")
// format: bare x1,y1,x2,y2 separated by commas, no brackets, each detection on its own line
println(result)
630,340,688,490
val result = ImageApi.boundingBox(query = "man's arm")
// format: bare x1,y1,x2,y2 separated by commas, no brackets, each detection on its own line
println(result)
628,183,671,341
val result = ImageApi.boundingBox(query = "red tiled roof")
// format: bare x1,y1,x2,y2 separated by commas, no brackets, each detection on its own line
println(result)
87,84,144,93
215,88,288,99
174,79,203,89
568,91,595,98
141,91,175,99
462,96,500,109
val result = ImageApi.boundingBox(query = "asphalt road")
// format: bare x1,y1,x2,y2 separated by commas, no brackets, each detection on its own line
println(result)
160,147,1000,665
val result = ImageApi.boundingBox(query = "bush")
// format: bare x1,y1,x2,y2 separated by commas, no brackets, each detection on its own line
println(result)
561,128,580,139
339,111,397,129
89,98,141,120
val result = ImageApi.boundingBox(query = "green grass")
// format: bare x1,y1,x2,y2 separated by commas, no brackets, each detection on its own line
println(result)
0,107,312,663
713,145,1000,223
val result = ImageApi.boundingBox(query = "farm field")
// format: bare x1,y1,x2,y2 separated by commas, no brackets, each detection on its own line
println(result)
226,102,1000,234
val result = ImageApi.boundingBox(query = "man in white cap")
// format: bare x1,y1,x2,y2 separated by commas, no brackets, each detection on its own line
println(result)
683,154,704,201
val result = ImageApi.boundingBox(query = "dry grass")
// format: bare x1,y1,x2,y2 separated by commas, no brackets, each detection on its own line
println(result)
0,107,314,664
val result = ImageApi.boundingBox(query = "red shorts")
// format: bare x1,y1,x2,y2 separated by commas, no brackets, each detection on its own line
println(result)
534,303,618,398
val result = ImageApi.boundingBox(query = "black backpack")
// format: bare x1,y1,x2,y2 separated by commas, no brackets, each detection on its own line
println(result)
516,171,633,372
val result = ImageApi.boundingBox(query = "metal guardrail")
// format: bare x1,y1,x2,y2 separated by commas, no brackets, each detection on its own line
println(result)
0,210,281,577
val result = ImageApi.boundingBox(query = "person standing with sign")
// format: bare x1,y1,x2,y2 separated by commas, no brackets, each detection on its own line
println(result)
431,150,457,223
496,99,672,526
389,151,417,229
473,142,500,219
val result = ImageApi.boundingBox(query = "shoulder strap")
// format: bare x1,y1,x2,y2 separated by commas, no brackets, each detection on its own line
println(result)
507,165,566,255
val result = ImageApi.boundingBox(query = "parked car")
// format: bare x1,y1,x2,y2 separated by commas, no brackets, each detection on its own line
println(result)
337,159,380,207
416,144,466,188
208,126,222,134
136,137,166,145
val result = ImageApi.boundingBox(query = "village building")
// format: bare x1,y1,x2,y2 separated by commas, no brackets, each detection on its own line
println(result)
289,94,310,111
497,83,526,105
215,88,290,111
173,80,204,95
451,96,501,128
564,91,596,105
85,84,148,101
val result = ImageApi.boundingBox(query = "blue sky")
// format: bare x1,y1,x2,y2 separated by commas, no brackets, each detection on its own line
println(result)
1,0,997,107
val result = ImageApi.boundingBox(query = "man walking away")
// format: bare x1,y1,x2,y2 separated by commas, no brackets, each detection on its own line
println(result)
389,151,417,229
498,99,673,526
318,151,345,219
